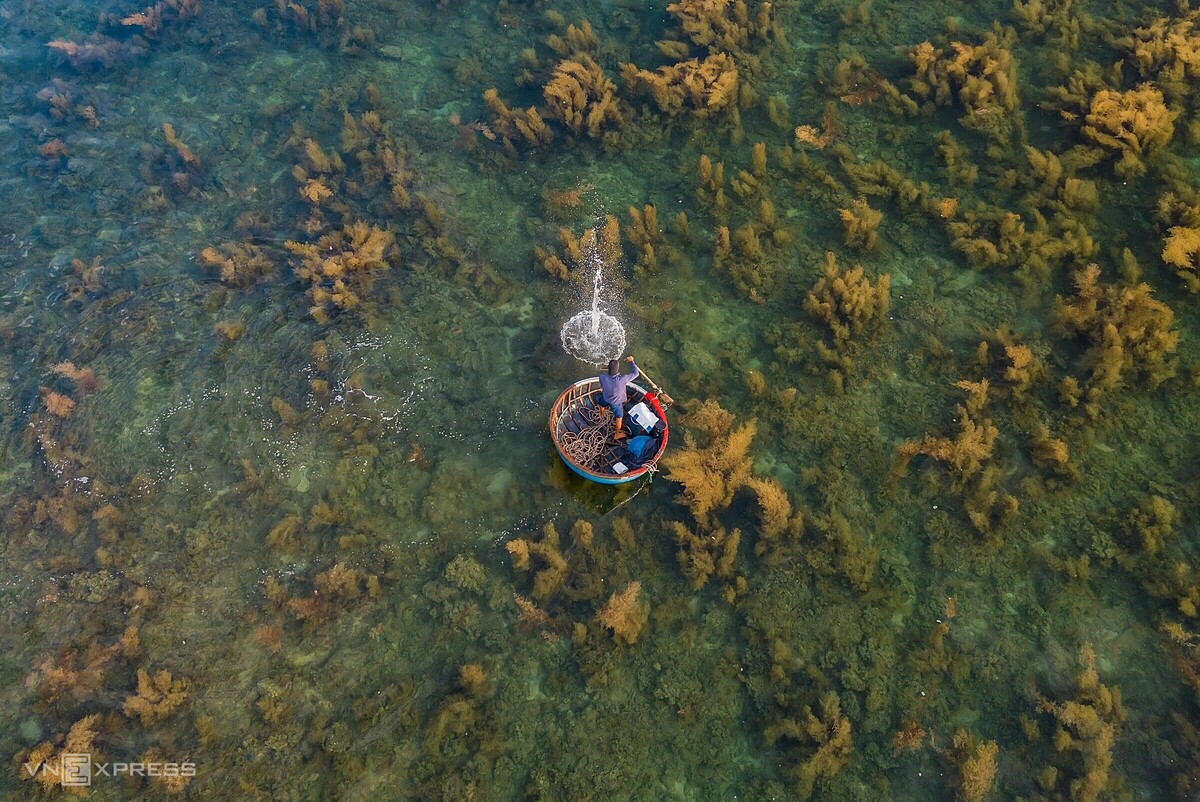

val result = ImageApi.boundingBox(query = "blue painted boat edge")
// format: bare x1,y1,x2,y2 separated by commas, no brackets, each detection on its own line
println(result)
559,452,646,485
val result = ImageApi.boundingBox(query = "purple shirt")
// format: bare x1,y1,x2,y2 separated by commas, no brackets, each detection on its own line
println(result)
598,361,639,405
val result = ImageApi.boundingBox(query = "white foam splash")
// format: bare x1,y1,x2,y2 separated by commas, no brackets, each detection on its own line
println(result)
559,226,627,364
560,310,626,364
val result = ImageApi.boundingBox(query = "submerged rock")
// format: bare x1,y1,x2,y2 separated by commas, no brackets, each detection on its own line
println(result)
19,717,41,744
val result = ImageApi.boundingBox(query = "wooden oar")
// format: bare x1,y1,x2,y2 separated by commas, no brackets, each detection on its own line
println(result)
635,364,676,409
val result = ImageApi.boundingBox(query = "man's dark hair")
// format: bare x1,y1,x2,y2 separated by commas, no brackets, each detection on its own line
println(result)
608,359,619,376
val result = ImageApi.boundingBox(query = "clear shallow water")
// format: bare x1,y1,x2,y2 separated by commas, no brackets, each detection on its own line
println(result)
1,0,1198,799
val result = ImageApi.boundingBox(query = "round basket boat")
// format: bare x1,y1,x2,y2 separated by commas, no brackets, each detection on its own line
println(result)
549,378,669,485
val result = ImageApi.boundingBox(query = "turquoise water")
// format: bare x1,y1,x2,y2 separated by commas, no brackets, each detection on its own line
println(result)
2,0,1199,798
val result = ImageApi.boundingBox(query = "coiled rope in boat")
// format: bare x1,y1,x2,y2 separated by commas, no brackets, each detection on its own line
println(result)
558,404,611,467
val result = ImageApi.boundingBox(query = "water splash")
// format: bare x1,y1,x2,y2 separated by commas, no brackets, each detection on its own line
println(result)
590,265,602,335
560,309,626,365
560,233,626,364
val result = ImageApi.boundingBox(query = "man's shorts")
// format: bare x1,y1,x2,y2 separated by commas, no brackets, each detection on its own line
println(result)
606,400,624,418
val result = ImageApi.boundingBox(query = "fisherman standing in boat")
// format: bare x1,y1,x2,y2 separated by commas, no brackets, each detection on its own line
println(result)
600,356,639,441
